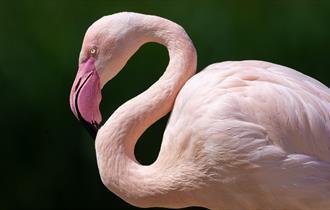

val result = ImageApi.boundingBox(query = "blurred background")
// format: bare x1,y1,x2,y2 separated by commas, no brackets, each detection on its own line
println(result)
1,0,329,209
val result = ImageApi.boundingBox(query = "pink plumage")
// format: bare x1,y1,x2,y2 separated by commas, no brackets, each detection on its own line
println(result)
70,12,330,209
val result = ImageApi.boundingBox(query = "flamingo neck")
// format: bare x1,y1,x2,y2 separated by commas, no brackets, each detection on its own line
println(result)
95,14,197,207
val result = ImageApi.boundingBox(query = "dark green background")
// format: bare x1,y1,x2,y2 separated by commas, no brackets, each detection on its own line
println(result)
1,0,329,209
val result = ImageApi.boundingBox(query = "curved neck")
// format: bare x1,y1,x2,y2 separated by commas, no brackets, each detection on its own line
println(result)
95,14,197,207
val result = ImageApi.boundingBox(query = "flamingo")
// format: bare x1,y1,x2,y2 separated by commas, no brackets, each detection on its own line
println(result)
69,12,330,209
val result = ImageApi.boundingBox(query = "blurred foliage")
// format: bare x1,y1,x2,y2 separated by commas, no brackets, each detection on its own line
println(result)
0,0,329,209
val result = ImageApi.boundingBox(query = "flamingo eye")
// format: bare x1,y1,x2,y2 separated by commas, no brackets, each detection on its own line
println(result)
89,47,98,57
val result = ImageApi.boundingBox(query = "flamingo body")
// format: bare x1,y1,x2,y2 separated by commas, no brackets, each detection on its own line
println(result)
70,12,330,209
161,60,330,208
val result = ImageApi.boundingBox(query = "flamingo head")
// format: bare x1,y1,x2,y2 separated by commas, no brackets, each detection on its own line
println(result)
70,14,137,138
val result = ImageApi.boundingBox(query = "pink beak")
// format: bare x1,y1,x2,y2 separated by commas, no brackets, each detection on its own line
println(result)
69,57,102,138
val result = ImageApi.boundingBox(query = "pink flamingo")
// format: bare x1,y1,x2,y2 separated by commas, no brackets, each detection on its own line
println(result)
70,12,330,209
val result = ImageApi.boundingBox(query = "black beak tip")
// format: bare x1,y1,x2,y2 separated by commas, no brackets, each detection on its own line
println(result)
81,119,100,140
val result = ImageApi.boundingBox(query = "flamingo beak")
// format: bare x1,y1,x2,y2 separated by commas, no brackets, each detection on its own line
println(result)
70,57,102,139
